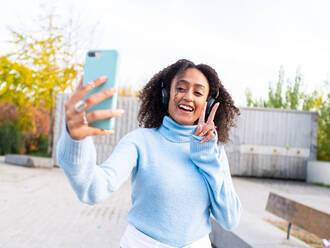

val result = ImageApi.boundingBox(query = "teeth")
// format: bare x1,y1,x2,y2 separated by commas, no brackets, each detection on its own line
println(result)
179,104,193,111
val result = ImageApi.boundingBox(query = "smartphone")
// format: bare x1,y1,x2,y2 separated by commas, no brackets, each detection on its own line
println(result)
82,50,118,130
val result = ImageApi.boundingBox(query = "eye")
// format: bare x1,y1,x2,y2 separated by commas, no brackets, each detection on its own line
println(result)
176,87,186,92
195,91,203,96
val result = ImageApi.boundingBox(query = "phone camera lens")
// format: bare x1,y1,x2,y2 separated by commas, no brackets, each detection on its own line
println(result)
88,52,96,57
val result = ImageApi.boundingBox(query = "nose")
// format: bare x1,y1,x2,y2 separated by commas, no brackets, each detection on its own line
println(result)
183,89,193,102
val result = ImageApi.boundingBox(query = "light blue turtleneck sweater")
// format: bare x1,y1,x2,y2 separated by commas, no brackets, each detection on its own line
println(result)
56,116,241,247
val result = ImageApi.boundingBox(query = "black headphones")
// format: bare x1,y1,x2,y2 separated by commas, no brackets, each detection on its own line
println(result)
161,81,220,121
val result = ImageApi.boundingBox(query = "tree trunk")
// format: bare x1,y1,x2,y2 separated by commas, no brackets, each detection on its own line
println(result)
47,105,54,155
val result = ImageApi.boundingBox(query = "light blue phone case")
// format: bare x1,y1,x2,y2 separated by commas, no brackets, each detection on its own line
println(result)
82,50,118,130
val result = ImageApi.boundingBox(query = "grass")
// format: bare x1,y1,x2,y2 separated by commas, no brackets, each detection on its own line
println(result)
311,182,330,188
265,218,324,248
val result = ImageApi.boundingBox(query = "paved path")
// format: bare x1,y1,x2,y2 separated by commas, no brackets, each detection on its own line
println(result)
0,159,131,248
1,156,329,248
233,177,330,247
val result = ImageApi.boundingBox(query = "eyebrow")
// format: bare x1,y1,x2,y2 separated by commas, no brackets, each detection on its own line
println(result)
176,79,206,88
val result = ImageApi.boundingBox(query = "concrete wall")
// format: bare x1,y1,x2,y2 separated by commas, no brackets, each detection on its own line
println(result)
53,94,318,180
229,107,318,179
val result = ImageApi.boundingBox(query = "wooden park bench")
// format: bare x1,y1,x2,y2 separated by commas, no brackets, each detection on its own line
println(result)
265,192,330,240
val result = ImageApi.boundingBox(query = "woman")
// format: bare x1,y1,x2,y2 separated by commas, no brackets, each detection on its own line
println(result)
56,59,242,248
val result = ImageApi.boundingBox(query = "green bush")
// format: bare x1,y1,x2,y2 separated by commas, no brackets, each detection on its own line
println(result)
24,133,49,156
0,120,22,155
317,93,330,161
37,133,48,154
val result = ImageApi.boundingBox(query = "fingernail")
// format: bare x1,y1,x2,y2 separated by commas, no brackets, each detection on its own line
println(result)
116,109,125,114
100,76,107,81
104,129,114,134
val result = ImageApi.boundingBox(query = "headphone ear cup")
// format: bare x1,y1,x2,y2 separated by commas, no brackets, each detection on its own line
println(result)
161,88,169,106
205,98,215,119
205,88,220,120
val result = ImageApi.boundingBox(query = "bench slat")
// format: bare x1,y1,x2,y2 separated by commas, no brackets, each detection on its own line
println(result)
266,192,330,239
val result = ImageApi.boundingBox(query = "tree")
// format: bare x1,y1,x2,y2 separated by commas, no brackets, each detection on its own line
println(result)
118,85,140,98
246,67,321,111
0,56,37,134
267,66,285,108
1,4,100,155
1,14,79,155
316,83,330,161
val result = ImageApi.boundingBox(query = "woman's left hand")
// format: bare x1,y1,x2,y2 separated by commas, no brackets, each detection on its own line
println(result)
194,102,220,143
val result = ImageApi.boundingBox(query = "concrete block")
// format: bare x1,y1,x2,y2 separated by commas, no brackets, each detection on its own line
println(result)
210,217,251,248
209,213,309,248
4,154,53,168
307,160,330,185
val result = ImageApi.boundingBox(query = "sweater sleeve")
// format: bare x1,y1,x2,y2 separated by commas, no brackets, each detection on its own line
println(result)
56,120,138,205
190,132,242,230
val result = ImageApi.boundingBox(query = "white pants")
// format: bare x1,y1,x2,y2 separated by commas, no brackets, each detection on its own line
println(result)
120,223,212,248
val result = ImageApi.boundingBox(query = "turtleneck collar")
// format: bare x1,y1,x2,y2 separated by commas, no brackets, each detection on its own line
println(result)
159,116,197,143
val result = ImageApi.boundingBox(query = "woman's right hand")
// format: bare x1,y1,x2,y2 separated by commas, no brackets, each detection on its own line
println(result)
64,76,124,141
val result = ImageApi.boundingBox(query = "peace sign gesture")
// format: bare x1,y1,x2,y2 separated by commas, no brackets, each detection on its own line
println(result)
194,102,220,143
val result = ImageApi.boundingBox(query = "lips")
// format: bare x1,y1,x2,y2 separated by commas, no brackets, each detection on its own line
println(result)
178,104,194,112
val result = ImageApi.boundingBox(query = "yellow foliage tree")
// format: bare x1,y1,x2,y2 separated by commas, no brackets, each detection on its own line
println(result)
1,14,80,155
118,85,140,98
0,56,36,134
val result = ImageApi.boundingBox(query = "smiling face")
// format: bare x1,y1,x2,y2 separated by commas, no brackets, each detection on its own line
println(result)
168,68,210,125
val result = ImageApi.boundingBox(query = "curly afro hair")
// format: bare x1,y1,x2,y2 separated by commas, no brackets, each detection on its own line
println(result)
138,59,240,144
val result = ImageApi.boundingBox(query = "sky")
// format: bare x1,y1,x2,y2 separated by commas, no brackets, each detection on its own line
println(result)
0,0,329,106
